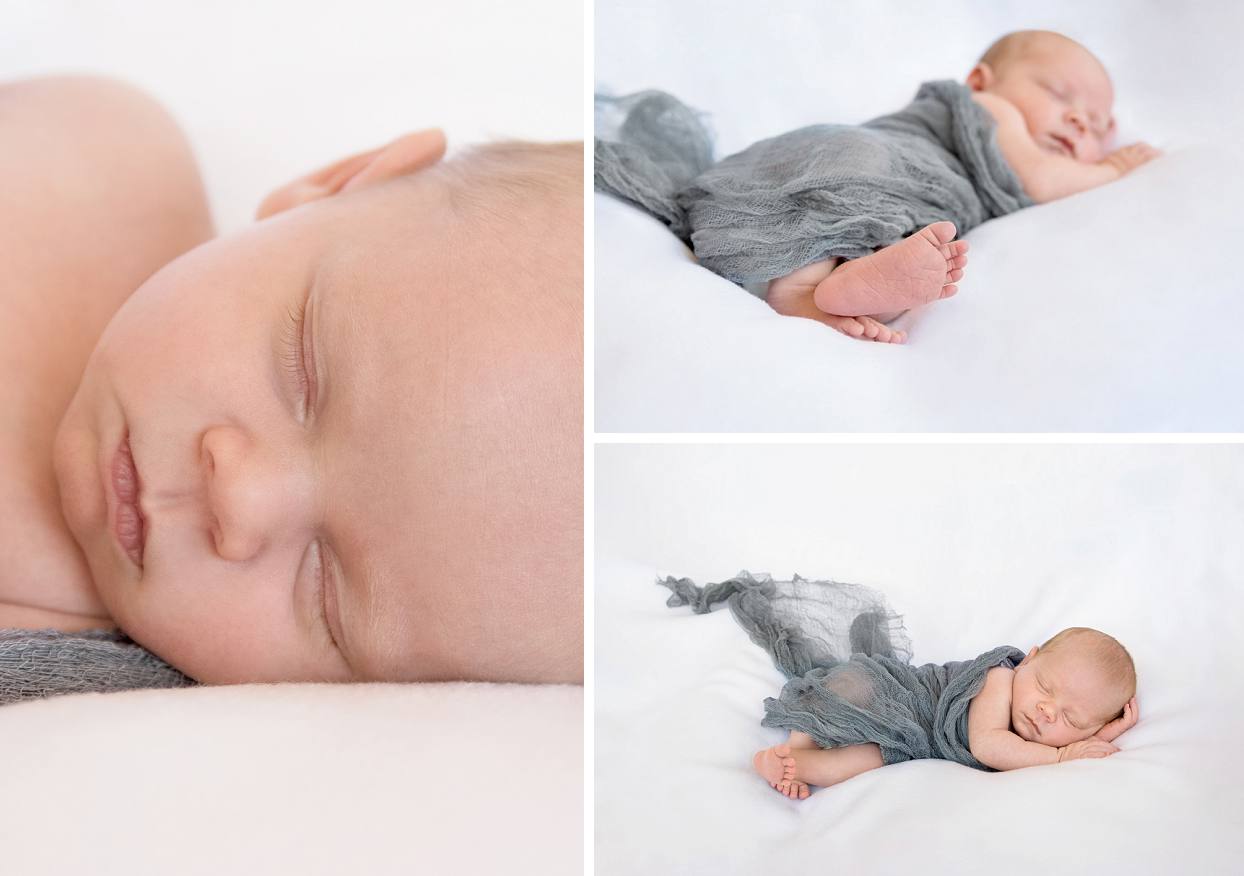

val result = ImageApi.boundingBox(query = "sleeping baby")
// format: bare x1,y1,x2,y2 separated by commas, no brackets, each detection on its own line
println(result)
659,572,1139,799
596,29,1160,344
1,75,583,702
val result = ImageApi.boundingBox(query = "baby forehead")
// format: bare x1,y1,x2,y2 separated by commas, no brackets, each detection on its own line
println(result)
1036,648,1114,689
1023,45,1113,95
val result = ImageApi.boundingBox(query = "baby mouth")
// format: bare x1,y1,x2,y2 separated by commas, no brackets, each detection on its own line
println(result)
112,432,147,568
1051,134,1076,158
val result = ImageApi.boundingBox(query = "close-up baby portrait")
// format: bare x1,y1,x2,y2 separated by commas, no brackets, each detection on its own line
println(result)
0,2,583,873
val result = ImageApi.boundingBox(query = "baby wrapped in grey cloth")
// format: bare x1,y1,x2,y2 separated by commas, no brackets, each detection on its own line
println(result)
0,628,195,706
660,571,1022,770
596,81,1031,286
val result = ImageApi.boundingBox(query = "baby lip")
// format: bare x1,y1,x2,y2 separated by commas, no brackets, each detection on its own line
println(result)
1052,134,1076,158
112,433,147,568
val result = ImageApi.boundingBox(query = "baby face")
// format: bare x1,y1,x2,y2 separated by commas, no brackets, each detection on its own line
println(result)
1009,646,1116,747
975,36,1116,163
53,151,583,685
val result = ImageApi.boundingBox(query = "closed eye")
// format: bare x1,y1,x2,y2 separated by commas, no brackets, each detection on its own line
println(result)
281,298,311,413
1041,81,1068,100
311,541,342,652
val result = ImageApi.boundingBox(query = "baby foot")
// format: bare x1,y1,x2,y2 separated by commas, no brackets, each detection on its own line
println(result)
776,746,812,799
812,221,969,318
777,778,811,800
753,746,787,791
766,277,907,344
754,744,812,798
822,314,906,344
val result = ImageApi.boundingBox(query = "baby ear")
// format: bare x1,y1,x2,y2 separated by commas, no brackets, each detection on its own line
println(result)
1019,646,1039,665
255,128,447,220
965,62,995,92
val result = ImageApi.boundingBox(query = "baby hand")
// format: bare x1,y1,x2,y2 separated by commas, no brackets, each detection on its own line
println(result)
1100,142,1162,177
1057,738,1119,762
1094,696,1139,743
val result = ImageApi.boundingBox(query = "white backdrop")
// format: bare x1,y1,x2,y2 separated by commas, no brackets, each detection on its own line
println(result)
597,0,1241,156
2,0,582,232
596,444,1244,874
594,0,1244,431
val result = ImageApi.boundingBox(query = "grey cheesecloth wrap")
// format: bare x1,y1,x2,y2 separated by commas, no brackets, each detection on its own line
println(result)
1,628,196,706
595,80,1033,286
660,571,1023,771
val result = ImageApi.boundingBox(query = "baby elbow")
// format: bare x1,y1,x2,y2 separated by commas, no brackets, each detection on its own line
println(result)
1014,169,1053,204
968,736,995,768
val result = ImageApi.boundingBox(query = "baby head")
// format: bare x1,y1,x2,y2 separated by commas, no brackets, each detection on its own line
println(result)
1011,627,1135,747
53,130,584,687
967,29,1116,163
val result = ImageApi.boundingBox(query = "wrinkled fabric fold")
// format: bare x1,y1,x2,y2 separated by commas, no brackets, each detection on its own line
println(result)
596,81,1032,285
1,628,196,706
660,571,1023,771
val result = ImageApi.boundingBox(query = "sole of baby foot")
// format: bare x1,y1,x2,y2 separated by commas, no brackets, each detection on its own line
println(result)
812,221,968,318
753,746,788,788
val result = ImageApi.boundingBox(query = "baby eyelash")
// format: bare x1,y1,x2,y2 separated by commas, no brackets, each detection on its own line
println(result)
281,299,310,394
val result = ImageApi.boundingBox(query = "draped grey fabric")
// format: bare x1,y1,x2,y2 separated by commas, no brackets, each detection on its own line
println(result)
0,628,196,706
596,81,1032,285
660,571,1023,771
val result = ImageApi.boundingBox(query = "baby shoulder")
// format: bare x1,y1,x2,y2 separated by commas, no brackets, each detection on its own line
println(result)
969,91,1024,129
976,665,1015,698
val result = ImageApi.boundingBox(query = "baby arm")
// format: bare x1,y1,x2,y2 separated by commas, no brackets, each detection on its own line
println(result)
967,667,1118,770
1094,696,1139,743
972,91,1160,204
968,667,1061,769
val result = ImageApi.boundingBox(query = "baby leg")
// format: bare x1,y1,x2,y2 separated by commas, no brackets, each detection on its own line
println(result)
766,258,907,344
786,731,818,749
779,742,884,796
751,731,860,801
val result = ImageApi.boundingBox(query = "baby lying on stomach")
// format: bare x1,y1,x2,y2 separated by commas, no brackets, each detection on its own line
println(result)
754,626,1139,799
765,29,1159,343
596,30,1160,344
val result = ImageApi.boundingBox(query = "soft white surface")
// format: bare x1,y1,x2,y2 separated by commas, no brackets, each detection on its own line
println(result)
0,682,582,875
0,5,582,872
595,0,1244,431
596,445,1244,874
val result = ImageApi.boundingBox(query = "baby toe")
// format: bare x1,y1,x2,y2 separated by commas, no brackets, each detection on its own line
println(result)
927,221,957,244
832,317,865,337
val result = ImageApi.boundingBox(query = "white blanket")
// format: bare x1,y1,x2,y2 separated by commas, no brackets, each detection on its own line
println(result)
0,683,582,875
596,444,1244,873
595,0,1244,431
